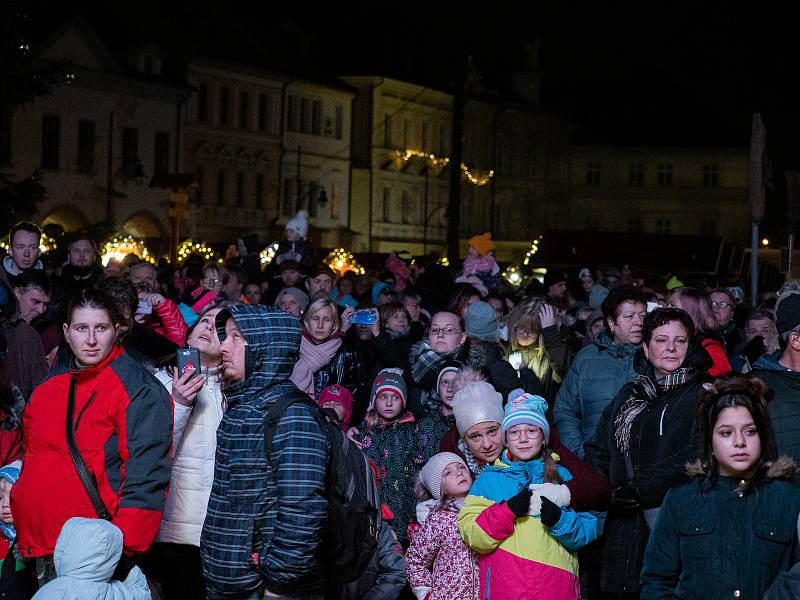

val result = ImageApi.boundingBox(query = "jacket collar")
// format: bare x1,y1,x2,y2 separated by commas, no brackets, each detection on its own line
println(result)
70,344,124,381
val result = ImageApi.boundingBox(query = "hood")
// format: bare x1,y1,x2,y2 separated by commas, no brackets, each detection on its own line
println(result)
633,336,713,376
216,304,301,406
753,350,792,373
593,331,640,358
2,255,43,277
53,517,122,582
465,338,504,371
686,455,797,482
485,452,548,487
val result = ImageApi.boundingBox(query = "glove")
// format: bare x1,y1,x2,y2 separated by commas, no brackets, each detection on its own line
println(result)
413,587,432,600
744,336,766,365
611,481,641,511
540,496,562,528
528,483,571,516
506,486,533,517
112,554,135,581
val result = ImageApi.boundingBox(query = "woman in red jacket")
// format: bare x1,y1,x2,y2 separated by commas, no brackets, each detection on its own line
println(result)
11,288,172,585
668,286,732,376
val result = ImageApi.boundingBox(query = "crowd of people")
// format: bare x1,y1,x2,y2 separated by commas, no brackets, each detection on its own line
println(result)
1,216,800,599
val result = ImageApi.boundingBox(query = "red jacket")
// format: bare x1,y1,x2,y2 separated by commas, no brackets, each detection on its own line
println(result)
148,299,188,346
11,345,172,558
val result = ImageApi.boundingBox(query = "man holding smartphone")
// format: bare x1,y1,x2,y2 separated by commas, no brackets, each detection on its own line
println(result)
128,261,187,346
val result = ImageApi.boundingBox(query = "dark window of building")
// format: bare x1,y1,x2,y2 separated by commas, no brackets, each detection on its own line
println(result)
629,163,644,186
239,91,249,129
197,83,208,122
77,120,96,174
403,118,410,148
335,104,343,140
586,161,601,185
154,132,170,176
236,171,245,207
258,94,268,131
300,98,311,133
312,100,322,136
195,166,204,206
282,177,294,216
401,190,413,224
216,169,226,205
382,187,391,222
121,127,139,177
657,164,673,186
421,121,428,151
701,220,718,235
288,95,300,132
384,114,392,148
255,173,264,209
219,86,230,126
656,218,672,234
703,164,719,187
41,115,61,169
308,180,319,217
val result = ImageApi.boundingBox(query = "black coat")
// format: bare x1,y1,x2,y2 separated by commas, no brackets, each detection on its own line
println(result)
585,340,712,595
313,342,367,418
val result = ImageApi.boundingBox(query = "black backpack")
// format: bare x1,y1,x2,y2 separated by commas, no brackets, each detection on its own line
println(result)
263,389,382,586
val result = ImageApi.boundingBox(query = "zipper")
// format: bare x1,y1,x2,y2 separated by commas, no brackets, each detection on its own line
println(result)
75,391,98,431
485,565,491,600
659,403,669,436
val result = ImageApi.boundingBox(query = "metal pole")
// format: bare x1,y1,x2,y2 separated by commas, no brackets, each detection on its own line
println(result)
751,222,759,304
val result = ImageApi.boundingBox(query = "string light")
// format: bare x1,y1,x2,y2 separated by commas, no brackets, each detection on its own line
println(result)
175,239,218,264
101,234,154,266
502,236,543,286
324,248,365,276
1,234,57,253
392,148,493,186
260,242,280,266
437,257,449,267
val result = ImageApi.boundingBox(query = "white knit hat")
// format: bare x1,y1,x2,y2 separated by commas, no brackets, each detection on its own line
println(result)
453,381,504,437
286,210,309,238
419,452,468,500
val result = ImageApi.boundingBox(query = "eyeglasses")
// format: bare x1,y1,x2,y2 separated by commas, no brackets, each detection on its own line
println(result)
506,426,543,440
513,327,535,337
711,301,732,309
430,326,462,337
203,277,221,285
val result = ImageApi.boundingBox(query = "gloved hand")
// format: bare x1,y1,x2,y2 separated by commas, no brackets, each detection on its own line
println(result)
412,586,432,600
611,481,641,510
112,554,135,581
540,496,562,528
506,486,533,517
744,335,766,365
528,483,571,516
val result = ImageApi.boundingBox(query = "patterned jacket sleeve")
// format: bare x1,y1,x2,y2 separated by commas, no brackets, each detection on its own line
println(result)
262,403,328,593
153,299,189,346
405,510,442,590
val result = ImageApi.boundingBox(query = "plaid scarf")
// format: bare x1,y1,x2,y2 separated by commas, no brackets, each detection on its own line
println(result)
409,340,461,384
613,368,692,452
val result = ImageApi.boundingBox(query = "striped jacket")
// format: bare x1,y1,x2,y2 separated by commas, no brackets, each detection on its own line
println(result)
458,452,598,600
200,305,329,599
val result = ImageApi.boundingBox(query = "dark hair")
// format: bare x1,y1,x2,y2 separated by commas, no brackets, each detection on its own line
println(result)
66,232,96,251
94,277,137,334
709,287,735,306
642,307,695,344
398,288,422,305
601,285,648,322
227,264,248,286
8,221,41,246
746,308,775,327
696,374,781,493
485,294,508,317
379,302,410,328
12,269,50,295
66,287,122,326
447,283,482,316
668,287,718,332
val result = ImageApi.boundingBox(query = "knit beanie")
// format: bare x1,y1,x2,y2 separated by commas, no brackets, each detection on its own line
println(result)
436,360,461,392
318,384,353,427
274,287,309,313
776,290,800,336
419,452,468,500
453,381,504,437
369,368,407,410
179,287,218,327
286,210,309,238
502,388,550,444
543,270,567,289
468,232,495,257
465,301,499,341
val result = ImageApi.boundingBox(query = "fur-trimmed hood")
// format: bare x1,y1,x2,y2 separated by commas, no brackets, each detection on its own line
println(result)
686,455,797,481
0,384,25,432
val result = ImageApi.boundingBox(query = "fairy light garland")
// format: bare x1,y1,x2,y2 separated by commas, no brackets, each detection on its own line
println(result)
392,148,494,186
260,242,280,266
1,234,57,254
502,237,542,285
324,248,365,276
175,239,218,264
101,234,154,266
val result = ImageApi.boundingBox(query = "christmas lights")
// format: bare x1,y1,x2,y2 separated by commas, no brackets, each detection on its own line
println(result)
101,234,154,266
502,237,542,285
175,239,219,264
260,242,280,266
324,248,365,276
391,148,494,186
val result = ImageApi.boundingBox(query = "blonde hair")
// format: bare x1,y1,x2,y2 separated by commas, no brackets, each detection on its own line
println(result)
506,296,549,347
303,298,341,330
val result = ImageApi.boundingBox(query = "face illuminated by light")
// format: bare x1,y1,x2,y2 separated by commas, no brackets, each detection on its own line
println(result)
186,307,222,367
608,301,646,345
63,307,119,367
440,461,472,499
219,318,247,382
9,230,40,271
14,284,50,323
463,421,502,466
68,239,95,268
712,405,761,479
643,320,690,378
374,391,403,421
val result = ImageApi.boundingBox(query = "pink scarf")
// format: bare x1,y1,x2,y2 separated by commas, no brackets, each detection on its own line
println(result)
290,334,342,396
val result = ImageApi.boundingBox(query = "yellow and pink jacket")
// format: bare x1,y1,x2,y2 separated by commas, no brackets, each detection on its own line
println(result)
457,451,598,600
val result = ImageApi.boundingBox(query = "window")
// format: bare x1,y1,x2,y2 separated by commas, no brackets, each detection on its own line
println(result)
703,164,719,187
255,173,264,209
311,100,322,136
216,169,226,205
195,167,204,206
41,115,60,169
288,95,299,132
335,104,343,140
308,181,320,217
236,171,245,207
439,124,448,155
382,187,391,222
330,184,340,220
656,218,672,234
403,118,410,148
421,122,428,151
258,94,268,131
239,91,249,129
282,177,295,216
400,190,413,224
219,86,230,126
657,164,673,186
384,114,393,148
121,127,139,177
154,132,170,176
77,120,95,174
287,96,322,135
629,163,644,186
701,220,717,236
586,161,601,185
197,83,208,122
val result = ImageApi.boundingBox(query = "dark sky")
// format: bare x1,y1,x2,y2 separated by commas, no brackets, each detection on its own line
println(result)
25,0,800,161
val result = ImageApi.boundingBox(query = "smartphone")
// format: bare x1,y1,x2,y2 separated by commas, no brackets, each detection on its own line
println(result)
349,309,377,325
176,347,201,379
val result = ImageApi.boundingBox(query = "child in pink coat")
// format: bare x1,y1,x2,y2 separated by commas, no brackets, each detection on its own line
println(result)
405,452,479,600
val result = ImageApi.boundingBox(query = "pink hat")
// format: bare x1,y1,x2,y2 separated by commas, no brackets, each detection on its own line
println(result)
318,384,353,427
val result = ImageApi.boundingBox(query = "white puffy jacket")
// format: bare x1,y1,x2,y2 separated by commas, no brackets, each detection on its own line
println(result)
154,365,224,546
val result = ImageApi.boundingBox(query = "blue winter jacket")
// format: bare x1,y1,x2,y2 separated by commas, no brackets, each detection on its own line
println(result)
200,305,329,599
553,332,639,458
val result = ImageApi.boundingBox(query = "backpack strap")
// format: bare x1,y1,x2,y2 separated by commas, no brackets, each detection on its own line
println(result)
263,388,322,456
